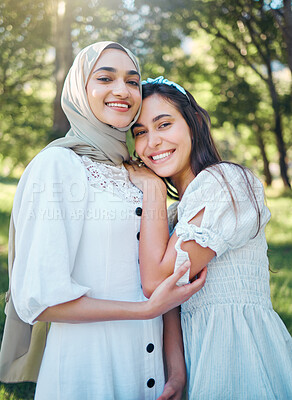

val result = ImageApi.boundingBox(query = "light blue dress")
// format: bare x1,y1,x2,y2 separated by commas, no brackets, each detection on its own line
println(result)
169,163,292,400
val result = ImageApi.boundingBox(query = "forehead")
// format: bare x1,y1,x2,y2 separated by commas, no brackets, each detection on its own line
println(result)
138,94,179,121
93,48,137,72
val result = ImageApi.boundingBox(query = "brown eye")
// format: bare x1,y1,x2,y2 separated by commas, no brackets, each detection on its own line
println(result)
159,122,171,129
134,129,146,137
97,77,111,82
128,80,139,87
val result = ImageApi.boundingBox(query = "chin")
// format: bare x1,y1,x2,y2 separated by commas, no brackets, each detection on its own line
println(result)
116,117,135,128
148,166,172,178
110,120,130,129
114,123,128,128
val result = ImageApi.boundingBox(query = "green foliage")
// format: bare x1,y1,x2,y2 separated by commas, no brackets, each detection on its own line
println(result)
265,188,292,333
0,0,53,169
0,0,291,182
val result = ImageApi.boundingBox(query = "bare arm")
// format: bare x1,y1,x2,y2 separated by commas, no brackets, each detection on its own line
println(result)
36,296,149,323
158,308,186,400
126,164,214,297
35,262,207,323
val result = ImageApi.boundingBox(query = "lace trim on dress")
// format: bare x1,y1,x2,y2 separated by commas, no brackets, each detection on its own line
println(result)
81,156,143,204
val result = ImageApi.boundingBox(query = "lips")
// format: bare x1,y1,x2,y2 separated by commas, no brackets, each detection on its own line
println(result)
149,150,175,162
106,101,131,111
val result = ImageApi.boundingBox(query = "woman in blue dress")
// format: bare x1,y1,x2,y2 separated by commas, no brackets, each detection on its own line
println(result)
126,76,292,399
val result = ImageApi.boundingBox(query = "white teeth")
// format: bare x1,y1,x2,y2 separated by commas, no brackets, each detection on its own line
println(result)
107,102,129,108
152,151,172,161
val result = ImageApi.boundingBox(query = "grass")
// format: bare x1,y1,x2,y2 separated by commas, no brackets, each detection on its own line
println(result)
265,186,292,333
0,177,291,399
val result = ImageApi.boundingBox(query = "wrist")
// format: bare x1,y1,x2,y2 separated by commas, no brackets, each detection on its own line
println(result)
166,368,186,392
142,299,158,320
167,369,186,383
140,300,152,320
143,180,167,202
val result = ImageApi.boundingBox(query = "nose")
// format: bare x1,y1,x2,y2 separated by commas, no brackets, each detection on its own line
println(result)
112,79,129,98
147,131,162,148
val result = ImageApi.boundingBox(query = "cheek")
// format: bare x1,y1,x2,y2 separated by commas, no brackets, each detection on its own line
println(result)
134,139,141,155
132,92,141,111
89,89,100,99
87,84,102,100
180,129,192,152
134,138,145,159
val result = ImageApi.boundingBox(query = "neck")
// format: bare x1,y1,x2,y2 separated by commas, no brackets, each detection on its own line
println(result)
171,169,196,200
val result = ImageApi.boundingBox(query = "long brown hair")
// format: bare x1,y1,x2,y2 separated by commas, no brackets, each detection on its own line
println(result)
133,82,261,236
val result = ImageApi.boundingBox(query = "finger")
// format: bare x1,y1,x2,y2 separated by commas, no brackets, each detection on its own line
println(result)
197,266,207,282
180,260,191,269
184,267,207,295
124,163,133,171
168,262,191,286
156,385,175,400
129,162,138,171
132,160,142,168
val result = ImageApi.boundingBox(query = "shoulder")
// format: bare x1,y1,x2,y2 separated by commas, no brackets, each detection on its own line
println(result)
14,148,88,206
31,147,82,169
20,147,85,182
186,162,263,198
195,162,254,185
179,162,266,218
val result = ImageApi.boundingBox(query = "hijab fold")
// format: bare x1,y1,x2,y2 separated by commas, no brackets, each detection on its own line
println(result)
46,41,142,165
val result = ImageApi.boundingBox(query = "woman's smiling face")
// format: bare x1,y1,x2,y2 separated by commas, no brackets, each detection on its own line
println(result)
133,94,193,182
86,48,141,128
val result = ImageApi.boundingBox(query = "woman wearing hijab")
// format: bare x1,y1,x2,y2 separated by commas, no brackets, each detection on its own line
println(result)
4,42,206,399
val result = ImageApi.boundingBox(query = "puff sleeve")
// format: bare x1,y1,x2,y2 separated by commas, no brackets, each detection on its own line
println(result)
11,148,91,324
173,164,270,284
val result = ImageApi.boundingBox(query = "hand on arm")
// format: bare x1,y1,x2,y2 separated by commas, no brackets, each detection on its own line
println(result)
35,261,207,323
125,163,215,298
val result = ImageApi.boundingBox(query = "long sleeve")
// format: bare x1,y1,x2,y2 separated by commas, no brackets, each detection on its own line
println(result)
11,148,91,324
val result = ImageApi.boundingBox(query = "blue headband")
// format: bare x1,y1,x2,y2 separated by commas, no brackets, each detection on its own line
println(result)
141,76,187,96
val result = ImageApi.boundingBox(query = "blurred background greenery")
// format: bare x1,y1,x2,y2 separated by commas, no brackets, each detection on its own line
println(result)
0,0,291,398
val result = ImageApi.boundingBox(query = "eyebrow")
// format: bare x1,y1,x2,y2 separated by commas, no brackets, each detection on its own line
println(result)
92,66,140,78
153,114,172,122
133,114,173,129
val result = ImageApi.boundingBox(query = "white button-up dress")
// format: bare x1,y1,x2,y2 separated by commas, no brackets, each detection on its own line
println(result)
11,147,164,400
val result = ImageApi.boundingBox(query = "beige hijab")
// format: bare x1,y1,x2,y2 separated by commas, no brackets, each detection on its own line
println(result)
46,41,142,165
0,41,141,383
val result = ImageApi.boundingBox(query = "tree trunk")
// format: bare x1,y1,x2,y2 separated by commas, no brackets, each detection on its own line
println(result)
253,125,272,186
266,63,291,188
272,0,292,108
50,0,73,141
283,0,292,75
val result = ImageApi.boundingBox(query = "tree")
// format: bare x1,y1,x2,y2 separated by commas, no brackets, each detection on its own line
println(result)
179,0,291,187
49,0,74,139
270,0,292,76
1,0,290,184
0,0,53,167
